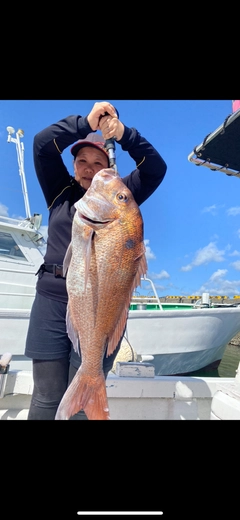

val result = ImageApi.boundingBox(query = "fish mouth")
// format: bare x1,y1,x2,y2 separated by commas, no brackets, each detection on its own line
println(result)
79,213,112,226
75,193,116,227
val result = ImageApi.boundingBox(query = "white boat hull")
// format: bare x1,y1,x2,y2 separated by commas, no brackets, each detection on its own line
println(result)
126,307,240,375
2,304,240,374
0,310,32,370
0,215,44,371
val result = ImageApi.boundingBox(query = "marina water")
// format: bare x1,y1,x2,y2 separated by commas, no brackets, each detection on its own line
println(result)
188,343,240,378
218,343,240,377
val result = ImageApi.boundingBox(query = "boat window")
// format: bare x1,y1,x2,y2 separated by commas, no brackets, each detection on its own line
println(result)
0,231,27,261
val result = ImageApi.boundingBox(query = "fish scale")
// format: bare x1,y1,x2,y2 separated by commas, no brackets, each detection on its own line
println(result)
55,168,147,420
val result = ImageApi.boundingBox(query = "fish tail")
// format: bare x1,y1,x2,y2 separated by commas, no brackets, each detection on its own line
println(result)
55,369,110,420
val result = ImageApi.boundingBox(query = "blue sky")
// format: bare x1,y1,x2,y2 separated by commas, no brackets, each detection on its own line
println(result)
1,99,240,297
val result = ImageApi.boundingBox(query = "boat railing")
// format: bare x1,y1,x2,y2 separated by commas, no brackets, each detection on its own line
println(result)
0,214,46,249
141,277,163,310
0,215,34,229
133,277,163,310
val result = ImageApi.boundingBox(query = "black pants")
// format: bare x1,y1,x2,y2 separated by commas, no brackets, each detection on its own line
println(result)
27,359,86,420
27,358,112,420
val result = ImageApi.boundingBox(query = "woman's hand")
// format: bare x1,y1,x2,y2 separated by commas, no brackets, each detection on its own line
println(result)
87,101,117,131
87,101,124,141
99,114,124,142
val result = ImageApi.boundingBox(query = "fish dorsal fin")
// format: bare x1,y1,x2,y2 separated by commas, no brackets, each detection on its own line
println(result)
106,245,148,357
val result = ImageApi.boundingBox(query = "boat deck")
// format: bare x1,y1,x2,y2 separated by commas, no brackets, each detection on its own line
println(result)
0,365,238,420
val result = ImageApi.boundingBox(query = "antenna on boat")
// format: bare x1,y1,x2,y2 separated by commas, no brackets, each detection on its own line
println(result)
6,126,31,219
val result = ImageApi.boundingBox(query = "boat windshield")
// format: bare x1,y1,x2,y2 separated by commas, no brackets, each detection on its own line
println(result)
0,231,27,261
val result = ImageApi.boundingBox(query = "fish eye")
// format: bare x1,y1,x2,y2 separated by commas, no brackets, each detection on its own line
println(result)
117,193,128,201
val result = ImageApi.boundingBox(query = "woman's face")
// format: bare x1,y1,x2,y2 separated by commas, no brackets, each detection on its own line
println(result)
73,146,109,190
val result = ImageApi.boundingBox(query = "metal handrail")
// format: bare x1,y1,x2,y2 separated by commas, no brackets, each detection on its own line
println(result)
140,277,163,310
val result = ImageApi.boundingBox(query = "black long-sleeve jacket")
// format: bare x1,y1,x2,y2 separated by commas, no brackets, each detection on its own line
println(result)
34,115,167,302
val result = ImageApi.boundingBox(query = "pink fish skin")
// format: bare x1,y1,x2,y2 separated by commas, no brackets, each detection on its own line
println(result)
55,168,147,420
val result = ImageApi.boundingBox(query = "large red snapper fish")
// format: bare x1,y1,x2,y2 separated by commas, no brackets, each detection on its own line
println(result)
55,168,147,420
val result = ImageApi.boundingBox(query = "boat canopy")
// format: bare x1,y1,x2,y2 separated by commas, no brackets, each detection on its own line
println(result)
188,109,240,178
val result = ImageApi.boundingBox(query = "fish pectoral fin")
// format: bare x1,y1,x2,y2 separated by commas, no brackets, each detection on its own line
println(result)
106,307,129,357
55,369,110,420
132,247,148,291
66,305,80,356
106,247,148,358
63,242,72,277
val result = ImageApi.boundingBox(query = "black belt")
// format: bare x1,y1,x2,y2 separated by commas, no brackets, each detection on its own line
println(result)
36,263,65,278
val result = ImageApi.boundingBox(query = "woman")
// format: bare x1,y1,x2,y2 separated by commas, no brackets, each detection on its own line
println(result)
25,101,167,419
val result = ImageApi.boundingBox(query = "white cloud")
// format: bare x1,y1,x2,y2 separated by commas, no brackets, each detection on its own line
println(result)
202,204,217,214
181,264,192,272
12,214,26,220
209,269,228,281
230,260,240,271
151,270,170,280
181,242,225,271
0,205,26,221
144,239,156,260
202,204,225,215
229,250,240,257
193,242,225,265
0,203,9,217
199,272,240,296
227,206,240,216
